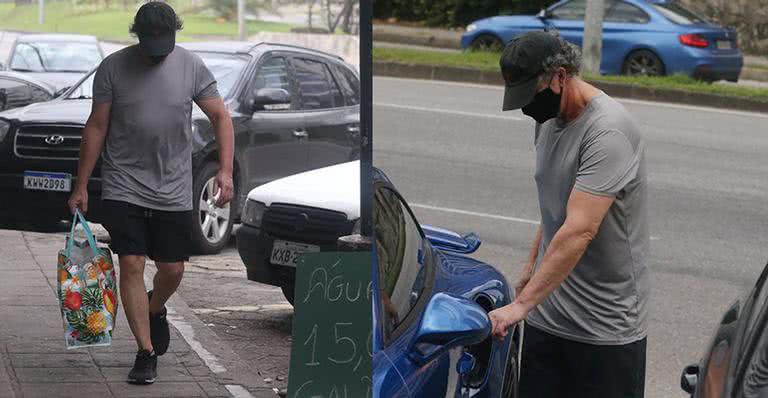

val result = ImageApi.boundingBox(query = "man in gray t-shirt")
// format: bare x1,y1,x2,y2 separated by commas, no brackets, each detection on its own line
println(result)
489,31,650,398
67,2,234,385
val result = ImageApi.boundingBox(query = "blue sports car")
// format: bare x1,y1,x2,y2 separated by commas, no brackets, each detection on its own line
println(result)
372,168,520,397
461,0,743,81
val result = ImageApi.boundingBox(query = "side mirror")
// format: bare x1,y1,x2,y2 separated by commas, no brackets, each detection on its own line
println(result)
680,364,699,395
251,88,291,111
410,293,490,364
537,8,549,19
422,224,481,254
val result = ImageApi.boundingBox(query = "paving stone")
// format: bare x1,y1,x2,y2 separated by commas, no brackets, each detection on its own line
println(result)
5,340,71,354
0,294,60,306
14,367,104,383
186,366,214,377
19,382,112,398
108,381,206,397
176,351,206,367
93,352,179,368
10,353,93,368
101,364,193,382
197,380,232,397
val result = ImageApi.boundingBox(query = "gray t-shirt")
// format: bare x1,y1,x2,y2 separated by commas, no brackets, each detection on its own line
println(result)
526,92,650,345
93,45,220,211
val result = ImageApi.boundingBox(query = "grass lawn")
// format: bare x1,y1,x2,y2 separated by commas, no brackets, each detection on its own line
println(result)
374,46,768,102
0,1,297,42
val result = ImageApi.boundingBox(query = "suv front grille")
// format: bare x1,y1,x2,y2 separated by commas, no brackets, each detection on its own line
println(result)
263,204,352,244
14,125,82,159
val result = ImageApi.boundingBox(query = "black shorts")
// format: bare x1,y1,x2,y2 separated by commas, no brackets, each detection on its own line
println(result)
520,324,647,398
101,199,193,263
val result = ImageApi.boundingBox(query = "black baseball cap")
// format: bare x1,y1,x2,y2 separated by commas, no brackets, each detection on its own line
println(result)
500,31,562,111
132,1,180,57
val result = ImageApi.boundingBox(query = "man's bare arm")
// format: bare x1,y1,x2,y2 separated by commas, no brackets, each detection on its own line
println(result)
515,190,614,311
195,97,234,206
489,189,614,338
68,102,111,213
515,224,542,296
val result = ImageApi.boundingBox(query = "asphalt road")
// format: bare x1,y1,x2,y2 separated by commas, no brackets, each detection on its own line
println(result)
373,76,768,397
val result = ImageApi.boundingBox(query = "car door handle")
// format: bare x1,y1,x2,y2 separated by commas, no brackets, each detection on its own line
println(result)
293,129,309,138
347,124,360,133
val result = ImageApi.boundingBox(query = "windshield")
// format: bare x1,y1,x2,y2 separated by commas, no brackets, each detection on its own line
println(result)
10,42,102,73
67,50,249,100
652,2,710,25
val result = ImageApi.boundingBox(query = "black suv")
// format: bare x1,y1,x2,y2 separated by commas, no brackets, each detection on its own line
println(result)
0,41,360,253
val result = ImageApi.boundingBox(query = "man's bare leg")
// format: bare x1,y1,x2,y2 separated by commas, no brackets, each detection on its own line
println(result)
119,254,153,352
149,261,184,314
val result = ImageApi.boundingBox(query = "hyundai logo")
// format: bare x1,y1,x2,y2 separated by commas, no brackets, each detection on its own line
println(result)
44,135,65,146
294,213,310,232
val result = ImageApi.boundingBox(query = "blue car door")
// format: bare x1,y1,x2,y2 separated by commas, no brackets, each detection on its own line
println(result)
545,0,588,47
600,1,654,75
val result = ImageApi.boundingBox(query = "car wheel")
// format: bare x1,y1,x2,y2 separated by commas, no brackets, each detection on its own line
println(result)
622,50,665,77
191,162,235,255
470,34,504,52
501,327,521,398
281,285,295,306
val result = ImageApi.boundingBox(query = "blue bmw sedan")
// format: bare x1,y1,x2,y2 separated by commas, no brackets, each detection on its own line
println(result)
372,168,520,397
461,0,743,81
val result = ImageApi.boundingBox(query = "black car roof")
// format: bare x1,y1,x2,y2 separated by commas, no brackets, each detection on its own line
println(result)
179,41,346,63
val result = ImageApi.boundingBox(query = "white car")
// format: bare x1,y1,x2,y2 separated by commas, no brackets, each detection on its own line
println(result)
236,161,360,304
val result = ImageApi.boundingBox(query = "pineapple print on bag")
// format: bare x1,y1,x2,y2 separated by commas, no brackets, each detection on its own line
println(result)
57,210,119,348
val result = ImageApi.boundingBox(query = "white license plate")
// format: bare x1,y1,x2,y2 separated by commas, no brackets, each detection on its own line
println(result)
716,40,732,50
23,171,71,192
270,240,320,267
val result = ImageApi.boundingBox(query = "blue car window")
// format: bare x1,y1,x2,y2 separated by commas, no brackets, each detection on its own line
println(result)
374,187,426,339
550,0,587,20
651,2,709,25
606,1,650,24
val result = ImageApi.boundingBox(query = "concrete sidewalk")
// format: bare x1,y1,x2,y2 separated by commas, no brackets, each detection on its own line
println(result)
0,228,272,398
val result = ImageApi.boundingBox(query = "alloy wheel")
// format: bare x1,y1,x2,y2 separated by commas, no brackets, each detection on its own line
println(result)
198,177,231,244
626,53,662,76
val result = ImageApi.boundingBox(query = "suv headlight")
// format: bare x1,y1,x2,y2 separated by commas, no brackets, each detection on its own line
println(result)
466,23,477,32
0,119,9,143
241,200,267,228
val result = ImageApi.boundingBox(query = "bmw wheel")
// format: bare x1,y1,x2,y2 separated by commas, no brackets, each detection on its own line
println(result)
622,50,665,77
191,162,235,254
470,34,504,52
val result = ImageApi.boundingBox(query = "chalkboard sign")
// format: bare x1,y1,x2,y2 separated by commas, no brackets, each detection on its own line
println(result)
287,252,373,398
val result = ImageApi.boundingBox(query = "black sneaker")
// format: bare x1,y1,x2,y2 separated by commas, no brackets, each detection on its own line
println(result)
127,349,157,385
147,290,170,356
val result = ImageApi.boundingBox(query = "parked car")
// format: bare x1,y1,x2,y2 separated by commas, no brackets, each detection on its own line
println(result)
0,41,361,253
0,71,56,111
372,167,519,397
461,0,743,81
237,160,361,304
680,261,768,397
5,34,104,91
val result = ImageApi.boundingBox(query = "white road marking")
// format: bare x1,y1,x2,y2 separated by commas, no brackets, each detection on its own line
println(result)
226,384,256,398
376,76,768,119
411,203,540,225
166,311,228,374
412,202,661,240
142,272,255,397
375,102,526,121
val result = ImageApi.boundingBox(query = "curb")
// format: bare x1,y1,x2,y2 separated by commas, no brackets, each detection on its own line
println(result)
373,61,768,113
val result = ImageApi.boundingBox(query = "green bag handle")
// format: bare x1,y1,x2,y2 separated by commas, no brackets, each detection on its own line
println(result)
65,209,100,259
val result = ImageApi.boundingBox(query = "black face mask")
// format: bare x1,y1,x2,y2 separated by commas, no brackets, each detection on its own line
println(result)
521,81,562,124
149,55,168,65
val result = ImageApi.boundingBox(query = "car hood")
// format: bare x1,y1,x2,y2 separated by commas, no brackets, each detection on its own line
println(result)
0,98,90,124
433,250,510,300
472,15,543,29
246,161,360,220
11,71,87,91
